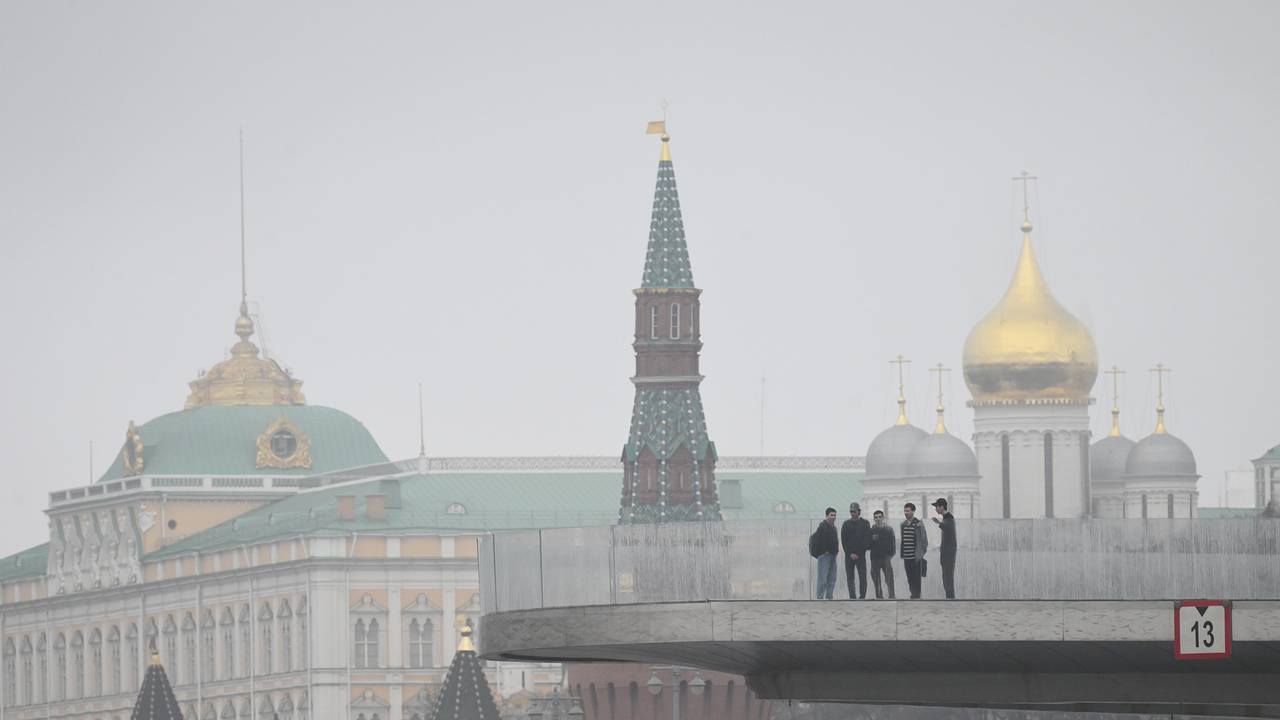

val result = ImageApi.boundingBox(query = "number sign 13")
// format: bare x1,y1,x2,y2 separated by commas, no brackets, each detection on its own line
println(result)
1174,600,1231,660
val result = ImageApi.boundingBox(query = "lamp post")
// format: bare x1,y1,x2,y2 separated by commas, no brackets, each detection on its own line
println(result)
646,665,705,720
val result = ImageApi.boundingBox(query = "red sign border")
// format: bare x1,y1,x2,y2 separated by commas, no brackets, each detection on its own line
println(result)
1174,599,1232,660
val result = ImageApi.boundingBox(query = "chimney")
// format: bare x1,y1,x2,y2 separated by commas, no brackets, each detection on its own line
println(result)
366,494,386,521
379,477,402,509
336,495,356,520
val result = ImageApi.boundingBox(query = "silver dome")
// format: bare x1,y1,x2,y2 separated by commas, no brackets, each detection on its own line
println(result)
865,423,927,479
906,431,978,478
1090,434,1136,485
1124,432,1198,478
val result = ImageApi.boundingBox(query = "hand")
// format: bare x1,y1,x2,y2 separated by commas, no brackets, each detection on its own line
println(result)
932,518,941,525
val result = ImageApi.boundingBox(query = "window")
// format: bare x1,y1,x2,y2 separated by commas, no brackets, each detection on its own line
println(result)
163,616,177,677
72,631,85,698
772,501,795,513
201,612,216,683
3,640,14,708
108,627,121,695
297,598,308,671
278,601,293,673
125,625,139,694
90,629,103,696
353,618,380,669
35,634,46,705
408,619,432,668
183,614,197,685
259,603,274,675
238,606,251,678
446,503,467,515
270,429,298,459
1001,434,1011,518
649,306,658,339
670,304,680,339
54,634,66,701
1168,492,1176,519
21,638,32,705
220,609,235,680
353,620,368,669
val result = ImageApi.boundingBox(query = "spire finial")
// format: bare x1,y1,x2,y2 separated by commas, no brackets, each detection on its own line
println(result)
889,355,911,425
234,128,256,346
1013,170,1038,234
1150,363,1171,434
1104,366,1126,437
646,102,671,161
929,362,951,434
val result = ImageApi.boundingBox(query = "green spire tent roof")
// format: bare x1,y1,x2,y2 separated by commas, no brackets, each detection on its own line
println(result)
640,153,694,289
145,469,862,560
427,628,500,720
97,405,388,482
130,654,183,720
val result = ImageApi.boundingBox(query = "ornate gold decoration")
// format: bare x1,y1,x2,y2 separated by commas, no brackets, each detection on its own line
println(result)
962,178,1097,404
185,302,306,409
255,416,312,469
121,421,145,476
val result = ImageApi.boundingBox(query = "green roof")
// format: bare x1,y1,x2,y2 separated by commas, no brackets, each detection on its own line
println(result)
1255,445,1280,462
148,470,862,559
640,156,695,289
0,542,48,583
98,405,387,482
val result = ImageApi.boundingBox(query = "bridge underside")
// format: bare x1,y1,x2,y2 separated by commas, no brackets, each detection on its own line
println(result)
479,600,1280,717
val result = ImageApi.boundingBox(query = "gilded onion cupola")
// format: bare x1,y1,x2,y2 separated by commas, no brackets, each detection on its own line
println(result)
963,179,1098,404
184,299,305,409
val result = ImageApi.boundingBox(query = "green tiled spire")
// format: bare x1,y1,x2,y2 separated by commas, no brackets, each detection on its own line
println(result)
640,142,695,289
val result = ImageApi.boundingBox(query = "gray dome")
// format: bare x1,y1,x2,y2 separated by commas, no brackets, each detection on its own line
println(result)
1090,434,1136,485
1124,432,1198,478
865,423,927,479
907,431,978,478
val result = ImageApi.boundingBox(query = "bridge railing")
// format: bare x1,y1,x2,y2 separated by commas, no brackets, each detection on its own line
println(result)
480,518,1280,613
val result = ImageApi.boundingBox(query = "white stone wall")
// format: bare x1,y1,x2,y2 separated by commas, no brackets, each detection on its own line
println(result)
973,403,1092,518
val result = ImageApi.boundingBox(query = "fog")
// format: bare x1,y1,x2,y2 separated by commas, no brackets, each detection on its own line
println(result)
2,1,1278,555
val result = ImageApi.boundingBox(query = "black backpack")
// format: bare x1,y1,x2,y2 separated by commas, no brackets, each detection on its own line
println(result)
808,528,823,558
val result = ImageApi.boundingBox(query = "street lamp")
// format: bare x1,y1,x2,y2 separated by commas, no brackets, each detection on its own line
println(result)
646,666,702,720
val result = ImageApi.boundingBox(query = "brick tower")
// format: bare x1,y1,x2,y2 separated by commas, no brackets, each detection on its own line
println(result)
619,125,720,523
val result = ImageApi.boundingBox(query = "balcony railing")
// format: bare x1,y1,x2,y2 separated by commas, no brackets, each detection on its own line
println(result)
480,518,1280,613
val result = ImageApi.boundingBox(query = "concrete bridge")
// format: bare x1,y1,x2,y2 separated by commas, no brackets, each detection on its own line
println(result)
479,599,1280,717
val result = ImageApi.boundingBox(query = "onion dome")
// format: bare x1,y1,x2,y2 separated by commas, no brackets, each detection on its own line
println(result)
906,384,978,479
963,220,1098,404
185,300,305,409
1125,432,1197,479
1091,434,1136,486
866,369,926,479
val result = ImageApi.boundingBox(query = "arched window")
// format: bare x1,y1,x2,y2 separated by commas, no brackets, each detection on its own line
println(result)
446,503,467,515
365,619,380,669
183,613,197,685
220,608,236,680
258,602,274,675
238,606,251,678
3,639,15,708
162,616,177,677
278,600,293,673
1000,433,1011,518
670,304,680,339
649,306,658,339
125,624,139,693
353,620,368,669
201,611,216,683
71,631,85,698
53,633,66,701
108,626,121,695
297,597,309,671
1043,432,1055,518
772,501,795,514
89,628,103,696
1168,492,1176,519
20,637,33,705
35,633,47,705
408,619,423,668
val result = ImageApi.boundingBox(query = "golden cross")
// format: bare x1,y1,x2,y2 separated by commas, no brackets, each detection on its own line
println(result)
1149,363,1171,407
1104,366,1125,408
929,363,951,409
1012,170,1038,224
889,355,911,397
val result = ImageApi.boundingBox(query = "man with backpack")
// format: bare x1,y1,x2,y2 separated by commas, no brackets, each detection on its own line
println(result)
809,507,840,599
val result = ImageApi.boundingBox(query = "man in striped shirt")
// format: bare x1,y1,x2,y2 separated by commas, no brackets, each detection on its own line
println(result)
900,503,929,599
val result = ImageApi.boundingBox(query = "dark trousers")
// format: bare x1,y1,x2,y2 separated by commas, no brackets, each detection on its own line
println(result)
844,554,867,598
903,558,922,599
870,555,895,598
941,549,956,599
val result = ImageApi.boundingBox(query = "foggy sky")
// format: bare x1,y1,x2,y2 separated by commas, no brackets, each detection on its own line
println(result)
2,1,1277,555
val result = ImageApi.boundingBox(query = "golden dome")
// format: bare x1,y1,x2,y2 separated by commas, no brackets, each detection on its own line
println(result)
963,233,1097,404
184,302,305,409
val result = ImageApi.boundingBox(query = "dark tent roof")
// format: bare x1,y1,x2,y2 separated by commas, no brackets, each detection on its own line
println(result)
130,651,183,720
428,626,500,720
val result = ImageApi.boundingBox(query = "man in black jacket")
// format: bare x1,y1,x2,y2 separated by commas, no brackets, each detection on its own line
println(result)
840,502,872,599
869,509,896,599
931,497,957,599
813,507,840,599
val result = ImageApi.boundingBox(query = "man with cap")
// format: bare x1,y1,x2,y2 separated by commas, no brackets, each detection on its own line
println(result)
840,502,872,599
931,497,957,599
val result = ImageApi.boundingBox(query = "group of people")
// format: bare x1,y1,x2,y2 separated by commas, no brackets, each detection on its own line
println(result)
808,498,957,600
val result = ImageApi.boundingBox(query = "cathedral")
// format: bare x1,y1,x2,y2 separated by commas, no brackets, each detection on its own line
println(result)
864,185,1202,520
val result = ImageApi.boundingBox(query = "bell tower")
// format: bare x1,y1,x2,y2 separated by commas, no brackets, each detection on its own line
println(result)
619,123,720,523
